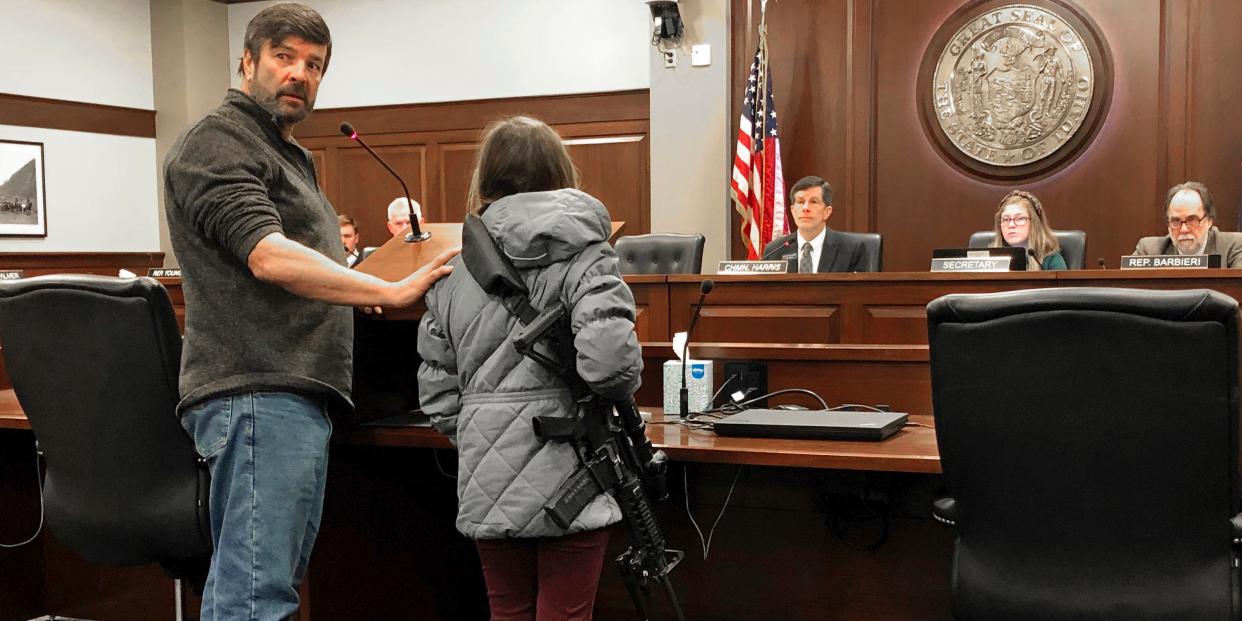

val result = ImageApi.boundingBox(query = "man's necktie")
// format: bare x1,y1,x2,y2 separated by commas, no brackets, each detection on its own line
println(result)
799,242,813,274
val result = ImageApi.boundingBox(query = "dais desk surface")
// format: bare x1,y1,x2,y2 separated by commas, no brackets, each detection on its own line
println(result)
0,391,939,473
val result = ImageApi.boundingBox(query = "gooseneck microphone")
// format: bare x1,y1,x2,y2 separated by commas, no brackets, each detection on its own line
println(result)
680,279,714,418
340,122,431,243
759,239,793,260
1097,257,1107,269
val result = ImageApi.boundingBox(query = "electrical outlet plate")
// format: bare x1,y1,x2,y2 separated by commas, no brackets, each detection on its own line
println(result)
691,44,711,66
663,50,677,68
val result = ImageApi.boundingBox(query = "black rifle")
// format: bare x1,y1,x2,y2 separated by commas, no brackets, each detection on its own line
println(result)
461,215,685,621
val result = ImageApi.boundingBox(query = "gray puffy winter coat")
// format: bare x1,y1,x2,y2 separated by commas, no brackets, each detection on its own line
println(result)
417,189,643,540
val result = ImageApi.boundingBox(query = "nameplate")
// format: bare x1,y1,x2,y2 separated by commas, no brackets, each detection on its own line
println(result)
0,270,24,280
1119,254,1220,270
147,268,182,278
930,256,1011,272
717,260,789,274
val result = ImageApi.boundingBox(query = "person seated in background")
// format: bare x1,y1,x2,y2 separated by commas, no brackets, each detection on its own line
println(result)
386,196,425,239
990,190,1067,271
339,213,361,267
762,175,871,273
1134,181,1242,267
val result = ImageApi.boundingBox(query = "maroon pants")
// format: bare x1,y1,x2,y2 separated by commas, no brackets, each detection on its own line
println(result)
474,528,611,621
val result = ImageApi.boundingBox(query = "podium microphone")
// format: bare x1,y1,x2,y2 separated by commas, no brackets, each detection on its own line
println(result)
340,121,430,243
680,279,714,418
759,239,793,260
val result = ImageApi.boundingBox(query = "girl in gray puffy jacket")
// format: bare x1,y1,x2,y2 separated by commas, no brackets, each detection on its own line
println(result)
417,116,643,620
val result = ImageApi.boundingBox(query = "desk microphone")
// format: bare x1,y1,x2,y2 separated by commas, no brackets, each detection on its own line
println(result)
680,279,714,418
759,239,793,260
340,122,431,243
1097,257,1107,269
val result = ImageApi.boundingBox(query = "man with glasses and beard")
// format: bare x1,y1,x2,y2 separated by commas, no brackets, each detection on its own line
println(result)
163,4,455,619
1134,181,1242,267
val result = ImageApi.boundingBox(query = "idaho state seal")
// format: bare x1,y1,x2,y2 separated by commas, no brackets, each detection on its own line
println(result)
931,4,1095,167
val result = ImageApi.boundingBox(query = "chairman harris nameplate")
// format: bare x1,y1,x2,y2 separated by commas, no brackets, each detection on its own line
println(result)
717,261,789,274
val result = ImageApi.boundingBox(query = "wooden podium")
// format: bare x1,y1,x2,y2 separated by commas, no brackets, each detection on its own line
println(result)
354,221,625,285
345,220,624,422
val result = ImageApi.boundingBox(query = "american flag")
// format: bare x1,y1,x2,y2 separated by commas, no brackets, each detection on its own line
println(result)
730,44,786,259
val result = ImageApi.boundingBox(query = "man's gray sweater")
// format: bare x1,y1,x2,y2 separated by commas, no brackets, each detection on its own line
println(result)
163,89,352,414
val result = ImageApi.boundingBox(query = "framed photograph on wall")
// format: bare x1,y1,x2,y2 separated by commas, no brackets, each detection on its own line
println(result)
0,140,47,237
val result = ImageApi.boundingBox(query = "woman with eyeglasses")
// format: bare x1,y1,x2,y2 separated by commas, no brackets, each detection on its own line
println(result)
989,190,1067,271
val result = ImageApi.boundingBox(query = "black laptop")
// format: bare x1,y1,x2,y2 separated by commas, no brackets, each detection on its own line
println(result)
712,409,909,441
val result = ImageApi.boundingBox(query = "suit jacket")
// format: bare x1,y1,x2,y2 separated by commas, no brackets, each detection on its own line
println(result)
1133,227,1242,268
763,227,872,273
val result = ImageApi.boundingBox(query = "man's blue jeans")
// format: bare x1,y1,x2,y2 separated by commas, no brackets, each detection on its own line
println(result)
180,391,332,621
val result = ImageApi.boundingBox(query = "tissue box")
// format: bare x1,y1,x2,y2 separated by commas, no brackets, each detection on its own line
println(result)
663,359,714,415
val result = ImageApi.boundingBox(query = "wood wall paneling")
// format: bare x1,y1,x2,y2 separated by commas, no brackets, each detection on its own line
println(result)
337,143,427,248
0,253,164,275
300,92,651,241
438,143,480,223
730,0,1242,271
1187,1,1242,231
296,90,650,139
0,93,156,138
565,134,650,235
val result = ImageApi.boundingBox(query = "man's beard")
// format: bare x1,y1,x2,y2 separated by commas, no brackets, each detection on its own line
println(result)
250,80,314,127
1175,234,1203,254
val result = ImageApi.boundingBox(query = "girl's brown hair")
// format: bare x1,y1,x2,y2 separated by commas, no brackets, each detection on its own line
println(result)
467,116,579,215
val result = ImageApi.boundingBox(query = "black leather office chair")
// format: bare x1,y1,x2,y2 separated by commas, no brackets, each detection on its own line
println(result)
928,287,1242,620
838,231,883,272
615,233,705,274
0,275,211,596
967,229,1087,269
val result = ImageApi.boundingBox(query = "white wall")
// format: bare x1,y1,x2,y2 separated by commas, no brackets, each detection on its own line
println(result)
0,0,154,110
649,0,731,268
227,0,651,107
0,0,159,253
151,0,232,266
0,125,158,252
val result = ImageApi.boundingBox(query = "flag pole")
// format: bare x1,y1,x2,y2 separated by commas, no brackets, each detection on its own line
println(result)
755,4,768,248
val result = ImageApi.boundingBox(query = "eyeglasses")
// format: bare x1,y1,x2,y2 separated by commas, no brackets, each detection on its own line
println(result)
1000,216,1030,226
1167,215,1209,229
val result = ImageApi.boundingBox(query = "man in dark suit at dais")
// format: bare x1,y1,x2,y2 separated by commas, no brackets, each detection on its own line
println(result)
762,176,872,273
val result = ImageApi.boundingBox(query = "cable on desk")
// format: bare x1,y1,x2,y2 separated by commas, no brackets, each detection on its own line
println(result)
708,388,831,416
0,448,44,548
431,449,456,479
684,464,744,561
708,374,738,408
827,403,887,413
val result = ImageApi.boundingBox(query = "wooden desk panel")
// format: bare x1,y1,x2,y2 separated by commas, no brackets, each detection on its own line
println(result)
623,275,667,343
0,390,26,430
668,270,1242,346
669,272,1054,345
